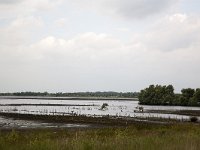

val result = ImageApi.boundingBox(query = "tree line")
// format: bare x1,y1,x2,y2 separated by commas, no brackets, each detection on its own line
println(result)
0,91,138,98
138,85,200,106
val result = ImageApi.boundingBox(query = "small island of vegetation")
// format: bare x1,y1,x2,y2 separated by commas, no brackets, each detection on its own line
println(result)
139,85,200,106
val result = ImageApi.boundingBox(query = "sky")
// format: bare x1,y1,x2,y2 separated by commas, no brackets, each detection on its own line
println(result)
0,0,200,93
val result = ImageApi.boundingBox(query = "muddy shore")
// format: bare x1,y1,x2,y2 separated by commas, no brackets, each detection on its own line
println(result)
0,112,178,128
144,109,200,117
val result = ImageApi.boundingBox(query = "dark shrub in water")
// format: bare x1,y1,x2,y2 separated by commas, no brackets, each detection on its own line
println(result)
190,116,198,122
101,103,108,110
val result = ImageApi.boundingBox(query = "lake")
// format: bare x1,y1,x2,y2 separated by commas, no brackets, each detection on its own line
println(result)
0,98,200,121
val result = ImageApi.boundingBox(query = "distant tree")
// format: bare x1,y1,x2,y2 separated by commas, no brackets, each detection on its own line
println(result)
138,85,175,105
139,85,200,106
189,89,200,106
0,91,138,98
181,88,195,99
194,89,200,101
180,88,195,106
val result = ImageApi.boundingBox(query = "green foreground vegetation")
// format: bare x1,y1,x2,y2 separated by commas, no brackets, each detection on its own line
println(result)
139,85,200,106
0,123,200,150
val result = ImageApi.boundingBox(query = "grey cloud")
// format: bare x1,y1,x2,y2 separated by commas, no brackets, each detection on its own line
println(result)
71,0,179,19
108,0,178,19
0,0,22,4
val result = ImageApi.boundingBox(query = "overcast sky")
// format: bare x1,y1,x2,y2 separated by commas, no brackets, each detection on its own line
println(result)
0,0,200,92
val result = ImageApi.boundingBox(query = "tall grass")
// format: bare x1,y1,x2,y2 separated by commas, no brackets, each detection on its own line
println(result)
0,124,200,150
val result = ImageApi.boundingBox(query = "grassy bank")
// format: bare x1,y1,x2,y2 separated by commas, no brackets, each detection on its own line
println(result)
0,123,200,150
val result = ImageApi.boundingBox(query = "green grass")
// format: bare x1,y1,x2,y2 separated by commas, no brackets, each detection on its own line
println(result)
0,123,200,150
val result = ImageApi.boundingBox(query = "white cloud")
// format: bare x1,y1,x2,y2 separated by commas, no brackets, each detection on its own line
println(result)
28,32,123,61
169,13,187,22
54,18,68,27
10,16,44,28
24,0,63,11
0,0,200,92
0,27,200,91
137,14,200,51
115,27,130,32
0,16,44,46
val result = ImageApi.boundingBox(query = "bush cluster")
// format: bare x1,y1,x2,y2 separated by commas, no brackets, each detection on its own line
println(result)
139,85,200,106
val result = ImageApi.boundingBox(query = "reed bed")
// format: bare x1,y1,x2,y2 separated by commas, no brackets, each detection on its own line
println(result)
0,123,200,150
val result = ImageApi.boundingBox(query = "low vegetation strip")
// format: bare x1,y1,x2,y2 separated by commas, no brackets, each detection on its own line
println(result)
0,96,137,101
0,91,139,98
0,104,97,107
0,124,200,150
